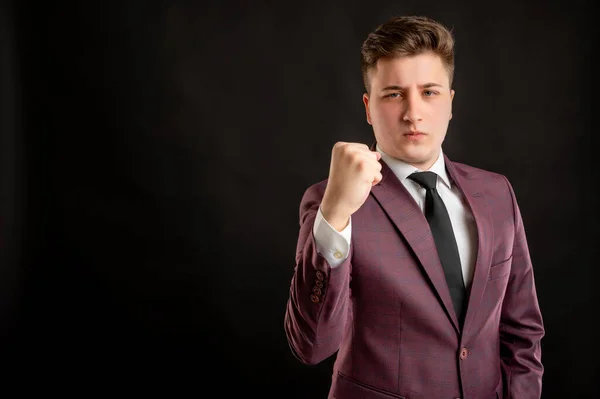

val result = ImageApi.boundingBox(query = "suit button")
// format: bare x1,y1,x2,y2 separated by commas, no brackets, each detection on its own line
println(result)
310,294,320,303
316,271,324,281
459,347,468,360
315,280,323,288
312,287,322,296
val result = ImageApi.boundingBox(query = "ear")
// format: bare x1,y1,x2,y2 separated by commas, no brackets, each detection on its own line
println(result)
363,93,372,125
449,89,455,120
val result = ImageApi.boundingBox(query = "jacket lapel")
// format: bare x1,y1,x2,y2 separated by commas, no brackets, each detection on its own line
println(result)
443,154,494,337
370,159,461,334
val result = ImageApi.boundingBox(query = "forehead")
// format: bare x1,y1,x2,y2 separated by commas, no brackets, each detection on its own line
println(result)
368,52,449,88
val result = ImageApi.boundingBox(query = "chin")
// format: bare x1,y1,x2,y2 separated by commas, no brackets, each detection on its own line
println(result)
396,148,436,166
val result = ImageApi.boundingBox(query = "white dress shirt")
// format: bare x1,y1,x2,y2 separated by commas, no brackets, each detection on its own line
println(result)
313,145,478,288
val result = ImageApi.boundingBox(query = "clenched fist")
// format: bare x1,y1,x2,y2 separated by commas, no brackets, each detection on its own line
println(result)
320,142,383,231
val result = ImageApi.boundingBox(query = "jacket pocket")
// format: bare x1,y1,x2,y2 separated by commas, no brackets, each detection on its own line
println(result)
488,256,512,281
334,372,406,399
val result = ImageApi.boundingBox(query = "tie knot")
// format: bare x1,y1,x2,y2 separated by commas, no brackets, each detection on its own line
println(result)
408,171,438,190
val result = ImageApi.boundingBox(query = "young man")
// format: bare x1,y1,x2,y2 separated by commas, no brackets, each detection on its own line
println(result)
284,15,544,399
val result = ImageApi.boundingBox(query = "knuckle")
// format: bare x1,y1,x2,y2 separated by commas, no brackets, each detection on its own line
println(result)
333,141,346,152
356,159,367,172
340,144,354,156
348,150,360,162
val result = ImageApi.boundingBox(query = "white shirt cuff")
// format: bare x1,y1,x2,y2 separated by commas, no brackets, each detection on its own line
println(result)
313,206,351,268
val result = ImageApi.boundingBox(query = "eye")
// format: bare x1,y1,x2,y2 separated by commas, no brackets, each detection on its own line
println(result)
423,90,439,97
386,92,402,98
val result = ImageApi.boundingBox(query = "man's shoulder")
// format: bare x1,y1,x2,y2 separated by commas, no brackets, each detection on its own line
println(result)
448,158,518,201
449,159,509,184
302,176,329,194
298,178,328,208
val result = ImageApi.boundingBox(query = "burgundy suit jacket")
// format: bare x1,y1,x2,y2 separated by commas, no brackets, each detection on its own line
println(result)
284,152,544,399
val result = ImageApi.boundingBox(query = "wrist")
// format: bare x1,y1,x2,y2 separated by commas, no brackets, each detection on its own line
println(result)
320,202,350,232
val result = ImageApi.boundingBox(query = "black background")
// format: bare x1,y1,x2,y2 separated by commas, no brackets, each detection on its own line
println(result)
1,0,598,396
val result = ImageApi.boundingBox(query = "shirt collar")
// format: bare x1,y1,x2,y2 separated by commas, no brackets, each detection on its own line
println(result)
375,144,452,189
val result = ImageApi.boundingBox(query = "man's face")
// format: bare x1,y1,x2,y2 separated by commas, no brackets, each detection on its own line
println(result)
363,52,455,170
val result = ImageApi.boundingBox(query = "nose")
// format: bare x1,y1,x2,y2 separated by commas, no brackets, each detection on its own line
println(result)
402,94,423,123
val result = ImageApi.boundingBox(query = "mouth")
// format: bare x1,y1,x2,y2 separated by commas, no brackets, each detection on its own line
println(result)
404,131,427,139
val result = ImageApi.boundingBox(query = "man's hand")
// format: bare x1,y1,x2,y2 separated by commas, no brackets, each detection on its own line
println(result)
320,142,382,231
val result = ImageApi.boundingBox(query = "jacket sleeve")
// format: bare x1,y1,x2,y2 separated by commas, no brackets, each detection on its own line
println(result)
284,182,352,365
500,176,545,398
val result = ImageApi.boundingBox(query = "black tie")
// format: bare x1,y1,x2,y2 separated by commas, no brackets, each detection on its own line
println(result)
408,171,466,325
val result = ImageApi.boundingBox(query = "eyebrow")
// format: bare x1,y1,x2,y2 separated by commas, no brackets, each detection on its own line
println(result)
381,83,444,91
